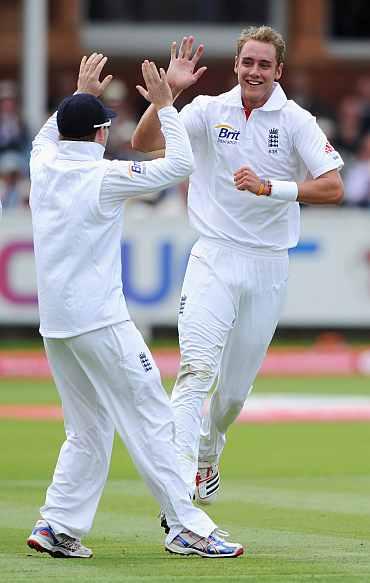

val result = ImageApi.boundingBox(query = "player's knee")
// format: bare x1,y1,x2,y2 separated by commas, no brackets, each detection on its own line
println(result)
66,424,113,462
174,361,214,394
225,396,245,418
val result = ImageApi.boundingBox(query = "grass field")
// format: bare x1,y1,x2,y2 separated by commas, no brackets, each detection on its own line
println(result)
1,375,370,582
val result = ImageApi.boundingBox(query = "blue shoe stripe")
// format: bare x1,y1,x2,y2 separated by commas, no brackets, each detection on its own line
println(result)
33,524,59,545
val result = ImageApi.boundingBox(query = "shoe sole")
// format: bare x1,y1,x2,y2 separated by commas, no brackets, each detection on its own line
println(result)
165,545,244,558
194,493,218,505
27,537,92,559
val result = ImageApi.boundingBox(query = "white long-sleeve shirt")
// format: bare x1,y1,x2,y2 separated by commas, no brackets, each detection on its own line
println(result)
30,105,193,338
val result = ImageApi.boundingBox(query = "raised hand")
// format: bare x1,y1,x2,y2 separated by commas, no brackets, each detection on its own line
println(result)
167,36,207,95
136,60,173,111
77,53,113,97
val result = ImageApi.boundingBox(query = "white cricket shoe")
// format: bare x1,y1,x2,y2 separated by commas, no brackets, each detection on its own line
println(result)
27,519,93,558
165,528,244,558
194,462,220,504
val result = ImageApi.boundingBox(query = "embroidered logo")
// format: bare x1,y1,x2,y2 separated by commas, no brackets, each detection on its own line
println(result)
214,124,240,144
139,352,152,372
179,294,187,315
268,128,279,154
128,161,146,177
324,141,334,153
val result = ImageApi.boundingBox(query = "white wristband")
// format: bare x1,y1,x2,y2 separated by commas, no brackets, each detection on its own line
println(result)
270,180,298,202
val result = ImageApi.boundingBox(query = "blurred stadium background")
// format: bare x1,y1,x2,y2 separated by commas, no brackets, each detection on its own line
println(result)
1,1,370,581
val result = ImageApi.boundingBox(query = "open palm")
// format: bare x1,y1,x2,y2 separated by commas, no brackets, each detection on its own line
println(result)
77,53,113,97
167,36,207,93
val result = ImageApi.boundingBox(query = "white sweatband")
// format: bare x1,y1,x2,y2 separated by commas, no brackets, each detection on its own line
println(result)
270,180,298,202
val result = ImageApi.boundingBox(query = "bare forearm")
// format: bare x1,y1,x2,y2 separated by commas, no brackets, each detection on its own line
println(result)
131,104,165,152
297,172,344,205
234,167,343,205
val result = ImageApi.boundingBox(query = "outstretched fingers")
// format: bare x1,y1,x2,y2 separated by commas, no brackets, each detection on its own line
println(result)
94,56,108,78
177,36,195,60
191,43,204,65
142,60,161,88
142,60,154,86
79,55,87,76
84,52,98,72
193,66,207,82
136,84,149,100
178,36,188,59
141,61,157,96
149,61,161,82
86,53,105,77
137,60,172,108
100,74,113,92
77,51,112,96
183,36,194,59
170,41,177,62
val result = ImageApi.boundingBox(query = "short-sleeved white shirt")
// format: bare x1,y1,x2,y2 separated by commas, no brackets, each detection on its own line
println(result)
179,83,343,252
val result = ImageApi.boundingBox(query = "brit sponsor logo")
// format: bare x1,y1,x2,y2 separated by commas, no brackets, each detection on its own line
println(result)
268,128,279,154
214,124,240,144
129,161,146,177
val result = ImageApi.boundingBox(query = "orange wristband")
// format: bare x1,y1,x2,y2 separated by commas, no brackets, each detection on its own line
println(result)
257,181,265,196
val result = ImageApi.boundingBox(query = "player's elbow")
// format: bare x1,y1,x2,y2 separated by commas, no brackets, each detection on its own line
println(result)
131,130,165,155
175,154,195,178
321,173,344,205
131,132,147,153
168,148,195,178
334,188,344,205
184,153,195,175
330,178,344,205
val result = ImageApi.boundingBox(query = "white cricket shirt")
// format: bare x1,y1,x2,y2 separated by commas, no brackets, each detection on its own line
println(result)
180,83,343,252
30,106,194,338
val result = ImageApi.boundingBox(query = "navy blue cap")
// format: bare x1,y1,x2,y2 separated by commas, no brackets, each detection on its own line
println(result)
57,93,117,138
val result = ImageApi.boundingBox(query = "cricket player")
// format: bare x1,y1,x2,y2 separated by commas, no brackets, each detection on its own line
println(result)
132,27,344,504
26,53,243,559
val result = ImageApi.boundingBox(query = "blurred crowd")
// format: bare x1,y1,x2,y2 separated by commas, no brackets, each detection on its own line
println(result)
0,81,31,212
2,71,370,214
288,72,370,209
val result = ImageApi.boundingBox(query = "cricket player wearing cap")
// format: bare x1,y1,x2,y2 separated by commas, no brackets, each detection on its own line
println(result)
132,27,344,505
26,53,243,559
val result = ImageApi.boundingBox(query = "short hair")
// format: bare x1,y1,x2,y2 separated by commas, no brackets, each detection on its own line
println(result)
236,26,286,65
59,130,98,142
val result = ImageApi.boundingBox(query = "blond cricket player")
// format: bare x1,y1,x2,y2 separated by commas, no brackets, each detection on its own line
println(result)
132,26,344,506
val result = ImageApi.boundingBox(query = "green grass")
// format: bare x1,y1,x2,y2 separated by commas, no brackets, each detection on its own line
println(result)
1,376,370,581
1,375,370,406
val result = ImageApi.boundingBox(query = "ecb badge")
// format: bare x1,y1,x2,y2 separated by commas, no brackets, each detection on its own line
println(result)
268,128,279,154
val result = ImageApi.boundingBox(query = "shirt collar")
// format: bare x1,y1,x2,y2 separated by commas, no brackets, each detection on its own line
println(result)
227,82,287,111
57,140,105,161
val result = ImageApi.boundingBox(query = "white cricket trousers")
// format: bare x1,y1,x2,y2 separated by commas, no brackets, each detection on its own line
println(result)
40,321,216,543
171,238,289,493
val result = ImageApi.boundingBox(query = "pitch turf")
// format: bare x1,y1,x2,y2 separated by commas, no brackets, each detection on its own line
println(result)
1,376,370,582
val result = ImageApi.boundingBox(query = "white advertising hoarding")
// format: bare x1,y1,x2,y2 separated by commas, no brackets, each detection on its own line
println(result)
283,209,370,326
0,208,369,328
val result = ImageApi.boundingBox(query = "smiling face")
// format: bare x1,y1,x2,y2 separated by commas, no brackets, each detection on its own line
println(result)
234,39,283,110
